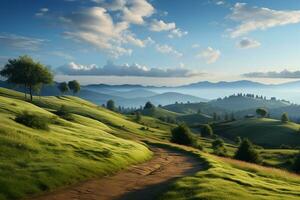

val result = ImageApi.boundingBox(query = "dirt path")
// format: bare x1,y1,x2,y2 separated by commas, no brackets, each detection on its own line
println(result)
31,147,203,200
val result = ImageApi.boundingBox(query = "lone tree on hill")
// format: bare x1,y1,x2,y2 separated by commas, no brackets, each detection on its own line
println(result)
144,101,155,109
106,99,116,111
0,55,53,101
281,112,289,123
234,139,261,164
201,124,213,137
68,80,80,95
256,108,267,118
58,82,69,95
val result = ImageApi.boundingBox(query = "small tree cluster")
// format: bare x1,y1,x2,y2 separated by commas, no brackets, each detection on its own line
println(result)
171,124,195,146
144,101,155,110
106,99,116,111
68,80,80,95
234,139,262,164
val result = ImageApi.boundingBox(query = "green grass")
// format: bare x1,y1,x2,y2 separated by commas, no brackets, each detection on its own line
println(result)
176,113,212,125
0,87,158,200
152,142,300,200
213,118,300,148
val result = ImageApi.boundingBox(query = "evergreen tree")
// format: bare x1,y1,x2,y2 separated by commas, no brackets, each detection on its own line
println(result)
234,139,262,164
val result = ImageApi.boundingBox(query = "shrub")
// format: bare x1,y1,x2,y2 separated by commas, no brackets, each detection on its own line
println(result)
212,138,227,156
235,136,242,145
234,139,262,164
55,105,74,121
106,99,116,111
256,108,267,117
281,112,289,123
15,111,49,130
144,101,155,110
201,124,213,137
171,124,195,145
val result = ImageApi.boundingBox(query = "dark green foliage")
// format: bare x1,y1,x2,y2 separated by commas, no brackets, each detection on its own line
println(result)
212,138,227,156
256,108,267,118
171,124,195,145
106,99,116,111
15,112,49,130
55,105,74,121
58,82,69,95
0,55,53,101
68,80,80,95
144,101,155,109
201,124,213,137
294,152,300,173
235,136,242,145
281,112,289,123
234,139,262,164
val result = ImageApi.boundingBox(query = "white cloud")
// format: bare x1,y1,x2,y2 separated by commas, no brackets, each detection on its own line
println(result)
198,47,221,64
0,33,45,51
216,1,225,5
237,37,261,49
60,7,148,58
229,3,300,38
36,7,49,16
243,69,300,79
149,19,187,38
149,19,176,32
155,44,183,57
57,61,202,77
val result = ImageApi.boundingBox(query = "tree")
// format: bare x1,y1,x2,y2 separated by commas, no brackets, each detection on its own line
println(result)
234,139,262,164
235,136,242,145
171,124,195,145
106,99,116,111
256,108,267,118
144,101,155,109
212,138,227,156
294,152,300,173
58,82,69,95
281,112,289,123
0,55,53,101
201,124,213,137
68,80,80,95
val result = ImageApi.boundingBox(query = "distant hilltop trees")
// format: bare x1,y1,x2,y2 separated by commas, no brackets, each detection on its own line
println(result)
216,93,290,103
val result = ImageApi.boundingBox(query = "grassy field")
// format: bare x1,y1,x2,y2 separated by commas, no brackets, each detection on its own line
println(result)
153,142,300,200
213,118,300,148
0,87,164,200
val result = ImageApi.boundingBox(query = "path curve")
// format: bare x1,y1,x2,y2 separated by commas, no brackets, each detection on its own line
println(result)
30,147,203,200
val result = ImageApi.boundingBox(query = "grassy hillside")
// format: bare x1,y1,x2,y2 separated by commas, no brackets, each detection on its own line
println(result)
163,102,224,115
176,113,212,125
213,118,300,148
0,87,162,200
156,142,300,200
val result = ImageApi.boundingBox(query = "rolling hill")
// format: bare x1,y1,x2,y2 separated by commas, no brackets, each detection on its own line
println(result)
213,118,300,148
0,87,171,200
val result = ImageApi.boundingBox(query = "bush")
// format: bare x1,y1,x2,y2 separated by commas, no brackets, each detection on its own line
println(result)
171,124,195,145
212,138,227,156
55,105,74,121
256,108,267,117
201,124,213,137
281,112,289,123
15,111,49,130
234,139,262,164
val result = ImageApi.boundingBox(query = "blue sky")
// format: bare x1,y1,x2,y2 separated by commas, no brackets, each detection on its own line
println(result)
0,0,300,85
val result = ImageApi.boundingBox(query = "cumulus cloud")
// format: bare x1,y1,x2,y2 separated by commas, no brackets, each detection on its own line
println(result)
149,19,176,32
228,3,300,38
243,69,300,79
57,61,202,77
237,37,261,49
149,19,187,38
197,47,221,64
155,44,183,57
0,33,45,51
60,7,149,58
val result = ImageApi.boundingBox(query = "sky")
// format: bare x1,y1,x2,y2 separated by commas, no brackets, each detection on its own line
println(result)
0,0,300,86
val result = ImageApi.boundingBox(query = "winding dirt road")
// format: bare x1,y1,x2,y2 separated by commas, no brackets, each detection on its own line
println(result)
31,147,203,200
